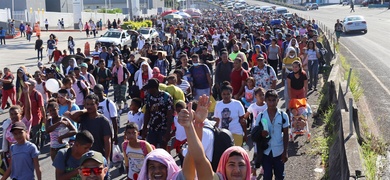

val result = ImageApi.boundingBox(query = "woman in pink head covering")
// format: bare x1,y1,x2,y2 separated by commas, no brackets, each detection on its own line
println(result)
138,148,195,180
152,67,166,83
177,95,251,180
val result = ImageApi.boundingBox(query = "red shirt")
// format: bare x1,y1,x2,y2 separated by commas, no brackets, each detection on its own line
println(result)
20,90,44,126
52,50,62,62
230,68,249,96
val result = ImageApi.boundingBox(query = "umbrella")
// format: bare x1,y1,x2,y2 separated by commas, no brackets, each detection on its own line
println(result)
161,10,178,17
174,12,191,18
61,55,85,68
163,13,183,20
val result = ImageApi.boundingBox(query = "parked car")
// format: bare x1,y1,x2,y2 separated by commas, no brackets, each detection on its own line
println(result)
138,27,159,40
96,29,131,47
276,7,288,14
342,15,367,34
342,1,350,5
309,3,319,10
283,12,294,19
305,3,312,9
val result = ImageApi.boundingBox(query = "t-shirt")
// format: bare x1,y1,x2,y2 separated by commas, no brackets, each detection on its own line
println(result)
176,80,190,94
98,99,118,127
6,117,32,144
79,114,112,156
189,65,210,89
145,91,173,132
10,141,40,180
287,71,308,90
251,65,278,91
2,74,14,90
214,99,245,135
244,86,255,104
230,68,249,96
20,90,44,126
48,117,72,148
52,148,81,180
173,116,186,141
47,39,56,49
128,111,144,131
124,146,145,179
72,80,87,106
164,85,185,105
94,68,112,89
247,103,267,128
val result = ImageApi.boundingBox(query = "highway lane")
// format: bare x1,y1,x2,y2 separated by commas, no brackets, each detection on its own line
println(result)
245,1,390,142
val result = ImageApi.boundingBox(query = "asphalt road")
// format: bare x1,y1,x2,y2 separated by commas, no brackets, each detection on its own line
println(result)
247,0,390,144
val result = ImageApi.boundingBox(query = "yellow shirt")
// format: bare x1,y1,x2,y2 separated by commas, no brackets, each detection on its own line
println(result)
283,57,301,71
164,85,185,105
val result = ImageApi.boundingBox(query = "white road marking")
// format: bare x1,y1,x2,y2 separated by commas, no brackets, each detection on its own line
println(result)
340,42,390,96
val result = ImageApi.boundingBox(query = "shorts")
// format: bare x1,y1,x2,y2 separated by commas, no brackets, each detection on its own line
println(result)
173,139,187,154
48,49,54,57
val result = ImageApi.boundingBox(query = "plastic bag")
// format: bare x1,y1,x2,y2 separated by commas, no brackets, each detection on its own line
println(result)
208,95,216,113
112,145,124,163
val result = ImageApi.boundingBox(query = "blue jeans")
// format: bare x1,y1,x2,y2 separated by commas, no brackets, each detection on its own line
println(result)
262,152,285,180
147,129,167,148
0,36,5,44
194,88,210,101
308,60,319,89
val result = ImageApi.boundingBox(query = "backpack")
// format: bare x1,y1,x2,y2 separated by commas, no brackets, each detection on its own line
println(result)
204,125,234,172
217,39,225,50
76,80,88,99
122,140,155,156
250,65,272,77
105,98,119,126
251,112,287,167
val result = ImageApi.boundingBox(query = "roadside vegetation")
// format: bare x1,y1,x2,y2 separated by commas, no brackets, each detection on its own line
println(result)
335,44,387,179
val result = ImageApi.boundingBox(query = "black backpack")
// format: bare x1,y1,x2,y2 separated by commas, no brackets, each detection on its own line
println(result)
251,112,287,168
204,125,234,172
76,80,88,99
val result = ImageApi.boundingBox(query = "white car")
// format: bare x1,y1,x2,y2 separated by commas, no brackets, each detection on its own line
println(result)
138,27,159,41
343,15,367,34
96,29,131,47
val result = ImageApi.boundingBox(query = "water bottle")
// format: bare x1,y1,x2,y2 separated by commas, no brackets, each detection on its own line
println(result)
261,118,270,138
41,123,46,132
243,142,249,151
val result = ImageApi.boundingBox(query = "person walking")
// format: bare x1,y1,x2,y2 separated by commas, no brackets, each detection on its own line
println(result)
35,36,44,61
44,19,49,31
84,22,90,38
350,2,355,12
0,27,5,45
78,19,83,32
19,23,25,37
334,19,343,43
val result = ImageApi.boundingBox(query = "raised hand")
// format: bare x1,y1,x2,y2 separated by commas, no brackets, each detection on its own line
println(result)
178,102,194,128
194,94,210,124
23,83,30,94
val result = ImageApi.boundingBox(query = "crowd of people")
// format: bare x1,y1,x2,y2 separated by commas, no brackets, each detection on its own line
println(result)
0,7,327,180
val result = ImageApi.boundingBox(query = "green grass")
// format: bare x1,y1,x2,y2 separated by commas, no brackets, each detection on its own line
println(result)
310,105,336,178
338,48,364,101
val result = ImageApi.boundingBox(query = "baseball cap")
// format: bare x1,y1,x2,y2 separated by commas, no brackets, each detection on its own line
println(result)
142,78,159,90
10,121,27,132
80,63,88,68
80,151,106,166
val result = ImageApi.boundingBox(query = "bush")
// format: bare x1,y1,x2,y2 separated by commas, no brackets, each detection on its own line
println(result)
120,20,153,30
97,8,122,14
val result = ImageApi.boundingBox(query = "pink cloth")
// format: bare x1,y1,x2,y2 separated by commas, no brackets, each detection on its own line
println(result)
138,148,181,180
152,67,165,83
113,65,124,84
216,146,251,180
5,117,32,144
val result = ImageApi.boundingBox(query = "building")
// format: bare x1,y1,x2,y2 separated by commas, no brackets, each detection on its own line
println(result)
0,0,46,20
83,0,127,9
45,0,74,13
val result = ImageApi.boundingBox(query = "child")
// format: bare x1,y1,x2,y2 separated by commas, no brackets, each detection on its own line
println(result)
127,98,144,139
1,122,42,180
243,87,267,179
122,122,154,180
172,100,187,164
240,77,256,108
62,77,76,100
